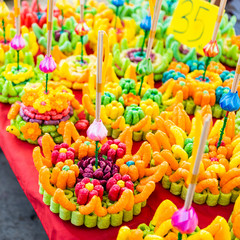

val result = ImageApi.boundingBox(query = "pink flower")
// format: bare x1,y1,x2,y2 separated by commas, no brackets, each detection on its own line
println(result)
171,206,198,234
10,34,26,51
39,55,57,73
203,40,219,58
87,119,107,141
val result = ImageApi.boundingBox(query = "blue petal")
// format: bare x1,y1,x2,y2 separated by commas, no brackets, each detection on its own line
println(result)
140,15,152,31
112,0,125,7
220,90,240,112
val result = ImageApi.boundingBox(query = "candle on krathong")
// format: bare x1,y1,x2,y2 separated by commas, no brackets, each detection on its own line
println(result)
202,0,228,81
87,31,108,168
172,115,211,240
217,56,240,148
39,0,56,94
146,0,163,59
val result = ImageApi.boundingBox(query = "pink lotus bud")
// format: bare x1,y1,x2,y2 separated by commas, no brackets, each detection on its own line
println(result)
171,206,198,234
10,34,26,51
39,55,57,74
87,119,107,141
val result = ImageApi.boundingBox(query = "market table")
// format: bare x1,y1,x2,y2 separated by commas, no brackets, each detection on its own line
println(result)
0,90,235,240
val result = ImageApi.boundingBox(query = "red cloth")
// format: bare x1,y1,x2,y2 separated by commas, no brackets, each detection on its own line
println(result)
0,96,234,240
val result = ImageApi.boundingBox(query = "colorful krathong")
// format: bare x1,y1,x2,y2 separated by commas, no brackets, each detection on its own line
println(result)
7,82,82,144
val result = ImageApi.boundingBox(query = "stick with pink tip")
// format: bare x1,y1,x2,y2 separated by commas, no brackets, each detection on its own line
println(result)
172,115,211,240
38,0,56,94
184,115,211,210
211,0,228,42
146,0,163,59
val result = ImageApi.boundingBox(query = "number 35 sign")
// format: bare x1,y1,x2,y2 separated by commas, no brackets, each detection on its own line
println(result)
167,0,219,56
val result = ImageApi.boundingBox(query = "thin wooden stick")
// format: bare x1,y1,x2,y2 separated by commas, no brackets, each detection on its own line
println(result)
212,0,228,42
146,0,163,59
80,0,84,21
211,0,216,4
14,0,20,35
184,115,211,210
96,30,104,121
47,0,54,57
231,56,240,93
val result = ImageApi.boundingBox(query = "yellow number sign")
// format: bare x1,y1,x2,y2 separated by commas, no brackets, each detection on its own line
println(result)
167,0,219,56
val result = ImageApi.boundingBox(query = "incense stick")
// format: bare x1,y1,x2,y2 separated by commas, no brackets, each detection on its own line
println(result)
96,31,104,121
184,115,211,210
46,0,54,57
146,0,163,59
212,0,228,42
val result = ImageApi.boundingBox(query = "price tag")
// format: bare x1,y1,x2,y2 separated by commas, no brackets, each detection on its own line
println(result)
167,0,219,56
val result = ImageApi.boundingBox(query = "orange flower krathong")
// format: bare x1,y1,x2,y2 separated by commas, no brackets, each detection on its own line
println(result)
20,122,42,141
121,93,141,106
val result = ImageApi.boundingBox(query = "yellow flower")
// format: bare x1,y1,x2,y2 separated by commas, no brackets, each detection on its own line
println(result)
56,0,72,10
20,122,41,141
54,85,74,101
140,99,160,119
50,93,69,113
0,2,9,19
21,91,39,107
33,95,52,113
2,63,34,84
24,83,43,94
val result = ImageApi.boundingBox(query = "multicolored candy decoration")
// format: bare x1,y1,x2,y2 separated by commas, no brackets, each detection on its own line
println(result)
39,0,56,93
172,115,211,240
11,0,25,71
87,31,108,168
0,0,9,44
74,0,89,64
111,0,124,29
139,15,151,56
217,57,240,148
